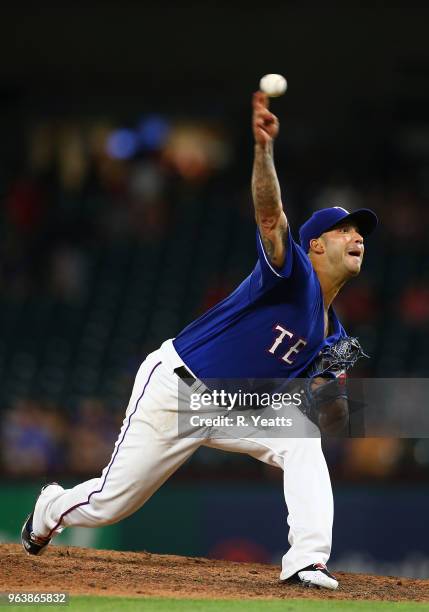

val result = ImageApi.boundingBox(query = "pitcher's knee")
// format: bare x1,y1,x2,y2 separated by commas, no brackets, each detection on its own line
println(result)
83,488,144,526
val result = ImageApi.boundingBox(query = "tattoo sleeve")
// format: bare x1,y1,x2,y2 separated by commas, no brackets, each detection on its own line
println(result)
251,141,282,222
252,142,287,267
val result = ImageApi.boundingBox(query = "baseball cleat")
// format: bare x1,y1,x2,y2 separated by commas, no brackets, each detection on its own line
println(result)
21,483,62,556
21,513,51,556
294,563,339,590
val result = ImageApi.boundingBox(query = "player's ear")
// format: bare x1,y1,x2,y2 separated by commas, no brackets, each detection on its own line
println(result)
309,237,325,255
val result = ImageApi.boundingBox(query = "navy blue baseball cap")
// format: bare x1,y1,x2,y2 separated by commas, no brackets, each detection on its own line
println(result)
299,206,378,253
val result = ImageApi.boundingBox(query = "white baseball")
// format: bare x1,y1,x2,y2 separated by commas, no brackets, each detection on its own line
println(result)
259,74,287,97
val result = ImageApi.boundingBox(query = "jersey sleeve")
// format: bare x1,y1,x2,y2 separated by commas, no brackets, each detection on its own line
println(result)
251,226,313,296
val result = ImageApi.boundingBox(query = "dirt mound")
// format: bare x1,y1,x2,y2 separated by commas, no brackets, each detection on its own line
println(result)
1,544,428,601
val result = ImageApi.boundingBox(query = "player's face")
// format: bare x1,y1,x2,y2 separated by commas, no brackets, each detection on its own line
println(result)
321,222,364,277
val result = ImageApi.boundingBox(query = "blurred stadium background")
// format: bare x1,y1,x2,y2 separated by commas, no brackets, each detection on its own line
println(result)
1,1,429,578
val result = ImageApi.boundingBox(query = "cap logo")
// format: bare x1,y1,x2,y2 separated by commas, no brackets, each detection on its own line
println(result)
333,206,349,213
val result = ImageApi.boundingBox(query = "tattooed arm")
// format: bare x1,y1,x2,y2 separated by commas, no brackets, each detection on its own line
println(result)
252,91,288,268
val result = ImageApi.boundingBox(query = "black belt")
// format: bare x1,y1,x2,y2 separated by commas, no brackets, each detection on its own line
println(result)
174,366,212,397
174,365,197,387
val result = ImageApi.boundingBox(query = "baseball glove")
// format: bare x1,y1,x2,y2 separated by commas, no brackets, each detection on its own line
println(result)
301,337,368,435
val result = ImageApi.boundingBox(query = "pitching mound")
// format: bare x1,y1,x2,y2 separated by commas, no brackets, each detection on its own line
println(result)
1,544,428,602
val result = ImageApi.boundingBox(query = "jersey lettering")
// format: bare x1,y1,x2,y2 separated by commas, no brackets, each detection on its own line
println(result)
281,338,307,364
268,325,293,354
268,325,307,364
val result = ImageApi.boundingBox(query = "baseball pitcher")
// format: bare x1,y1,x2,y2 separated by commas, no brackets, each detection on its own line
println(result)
22,91,377,591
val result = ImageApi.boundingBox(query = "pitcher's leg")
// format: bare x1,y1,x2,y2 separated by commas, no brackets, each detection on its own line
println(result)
204,435,333,579
279,437,333,580
32,357,201,539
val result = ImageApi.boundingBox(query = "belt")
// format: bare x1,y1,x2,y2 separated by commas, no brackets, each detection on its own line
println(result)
174,365,197,387
174,365,211,396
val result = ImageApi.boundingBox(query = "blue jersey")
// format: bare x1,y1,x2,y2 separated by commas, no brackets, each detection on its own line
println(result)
173,228,346,380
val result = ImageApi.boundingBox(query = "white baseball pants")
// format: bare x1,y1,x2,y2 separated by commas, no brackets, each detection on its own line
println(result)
32,339,334,579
